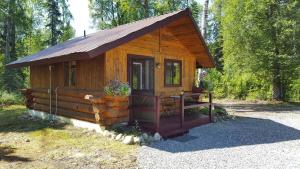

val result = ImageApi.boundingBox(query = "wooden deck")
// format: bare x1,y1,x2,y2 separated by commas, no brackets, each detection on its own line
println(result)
129,92,213,138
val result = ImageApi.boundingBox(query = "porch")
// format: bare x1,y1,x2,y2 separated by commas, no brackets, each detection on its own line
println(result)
129,92,213,138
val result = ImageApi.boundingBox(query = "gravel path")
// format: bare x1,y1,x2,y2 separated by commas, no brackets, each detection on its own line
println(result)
138,103,300,169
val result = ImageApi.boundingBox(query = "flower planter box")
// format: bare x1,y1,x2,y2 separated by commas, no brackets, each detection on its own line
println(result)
86,95,129,127
103,96,129,120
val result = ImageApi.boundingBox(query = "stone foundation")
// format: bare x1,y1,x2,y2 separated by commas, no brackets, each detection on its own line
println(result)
28,109,105,133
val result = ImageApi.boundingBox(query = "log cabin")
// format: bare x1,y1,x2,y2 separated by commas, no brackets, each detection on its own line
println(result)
7,8,215,137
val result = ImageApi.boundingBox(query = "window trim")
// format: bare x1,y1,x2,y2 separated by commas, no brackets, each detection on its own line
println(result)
64,61,77,88
164,59,182,87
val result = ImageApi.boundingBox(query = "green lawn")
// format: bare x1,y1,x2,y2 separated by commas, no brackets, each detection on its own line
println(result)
0,105,137,169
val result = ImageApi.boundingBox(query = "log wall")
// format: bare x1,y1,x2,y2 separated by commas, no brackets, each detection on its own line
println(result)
30,55,105,90
28,88,102,122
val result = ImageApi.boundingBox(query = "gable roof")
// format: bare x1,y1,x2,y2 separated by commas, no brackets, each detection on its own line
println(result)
7,8,214,68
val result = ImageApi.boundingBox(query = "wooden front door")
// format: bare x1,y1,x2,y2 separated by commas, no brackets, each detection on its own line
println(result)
128,55,154,95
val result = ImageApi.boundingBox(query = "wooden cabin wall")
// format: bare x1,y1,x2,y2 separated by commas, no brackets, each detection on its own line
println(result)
29,56,105,122
105,27,196,96
30,55,105,90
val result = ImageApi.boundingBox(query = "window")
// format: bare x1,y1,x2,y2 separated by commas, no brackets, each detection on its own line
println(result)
164,59,182,86
64,61,77,87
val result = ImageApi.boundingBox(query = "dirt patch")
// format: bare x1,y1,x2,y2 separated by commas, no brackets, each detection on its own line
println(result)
0,105,138,169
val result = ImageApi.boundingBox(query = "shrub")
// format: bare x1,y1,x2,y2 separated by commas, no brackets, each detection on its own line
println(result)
104,80,131,96
0,91,24,105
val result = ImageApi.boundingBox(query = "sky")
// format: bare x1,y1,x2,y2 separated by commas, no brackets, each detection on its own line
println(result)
69,0,205,37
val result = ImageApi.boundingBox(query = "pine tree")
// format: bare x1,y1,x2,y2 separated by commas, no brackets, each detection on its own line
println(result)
0,0,29,91
45,0,63,46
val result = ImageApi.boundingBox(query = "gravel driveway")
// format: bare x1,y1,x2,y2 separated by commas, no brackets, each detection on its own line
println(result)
138,102,300,169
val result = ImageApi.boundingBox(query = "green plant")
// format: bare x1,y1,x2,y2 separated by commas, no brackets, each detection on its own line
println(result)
104,80,131,96
0,91,24,106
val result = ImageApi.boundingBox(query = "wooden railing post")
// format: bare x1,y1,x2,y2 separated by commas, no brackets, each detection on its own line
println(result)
209,93,213,122
128,95,133,125
180,94,185,128
155,96,160,131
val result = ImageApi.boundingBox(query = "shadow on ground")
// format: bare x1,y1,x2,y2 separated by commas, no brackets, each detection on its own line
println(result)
148,116,300,153
0,145,31,162
0,106,66,133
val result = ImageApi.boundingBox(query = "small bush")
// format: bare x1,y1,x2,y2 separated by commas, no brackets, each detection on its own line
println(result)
0,91,24,106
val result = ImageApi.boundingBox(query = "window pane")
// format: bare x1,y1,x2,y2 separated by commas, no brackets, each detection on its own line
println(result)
173,62,180,85
64,61,77,87
146,60,154,90
165,62,173,85
132,62,143,90
70,61,77,87
64,62,69,86
165,59,181,86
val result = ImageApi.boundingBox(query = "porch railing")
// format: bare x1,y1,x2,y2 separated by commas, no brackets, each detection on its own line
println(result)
180,92,213,129
129,95,161,132
129,92,213,136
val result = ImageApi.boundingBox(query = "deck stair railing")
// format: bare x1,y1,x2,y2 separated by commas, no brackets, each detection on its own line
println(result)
180,92,213,128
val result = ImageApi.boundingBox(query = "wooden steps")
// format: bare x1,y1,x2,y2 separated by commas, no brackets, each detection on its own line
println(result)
159,128,188,138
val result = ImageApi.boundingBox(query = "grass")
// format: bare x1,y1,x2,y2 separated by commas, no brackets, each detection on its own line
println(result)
0,105,138,168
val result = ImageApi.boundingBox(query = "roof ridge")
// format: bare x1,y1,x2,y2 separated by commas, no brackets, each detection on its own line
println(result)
86,9,187,37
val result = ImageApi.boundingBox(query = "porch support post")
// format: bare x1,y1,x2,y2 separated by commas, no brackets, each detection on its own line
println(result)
155,96,160,132
209,93,212,122
128,96,133,125
180,94,185,128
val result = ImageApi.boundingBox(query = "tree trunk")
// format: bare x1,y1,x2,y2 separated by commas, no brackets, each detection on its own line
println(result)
269,3,282,100
272,61,282,100
4,4,12,64
202,0,209,40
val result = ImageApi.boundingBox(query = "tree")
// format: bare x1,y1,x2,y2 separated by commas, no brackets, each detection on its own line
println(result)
0,0,74,92
0,0,30,91
89,0,203,30
45,0,62,46
208,0,223,72
201,0,209,40
45,0,74,46
217,0,300,100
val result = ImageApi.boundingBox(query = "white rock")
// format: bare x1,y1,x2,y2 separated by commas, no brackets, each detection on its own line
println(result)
110,132,117,139
154,132,162,141
122,135,134,145
133,136,141,144
148,136,154,142
115,133,123,141
142,133,149,140
103,130,110,137
140,136,145,143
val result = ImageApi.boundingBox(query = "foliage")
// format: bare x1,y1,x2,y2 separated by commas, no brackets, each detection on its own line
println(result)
0,91,24,106
104,80,131,96
0,0,74,96
206,0,300,101
45,0,74,46
89,0,203,29
185,105,228,117
109,121,142,136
